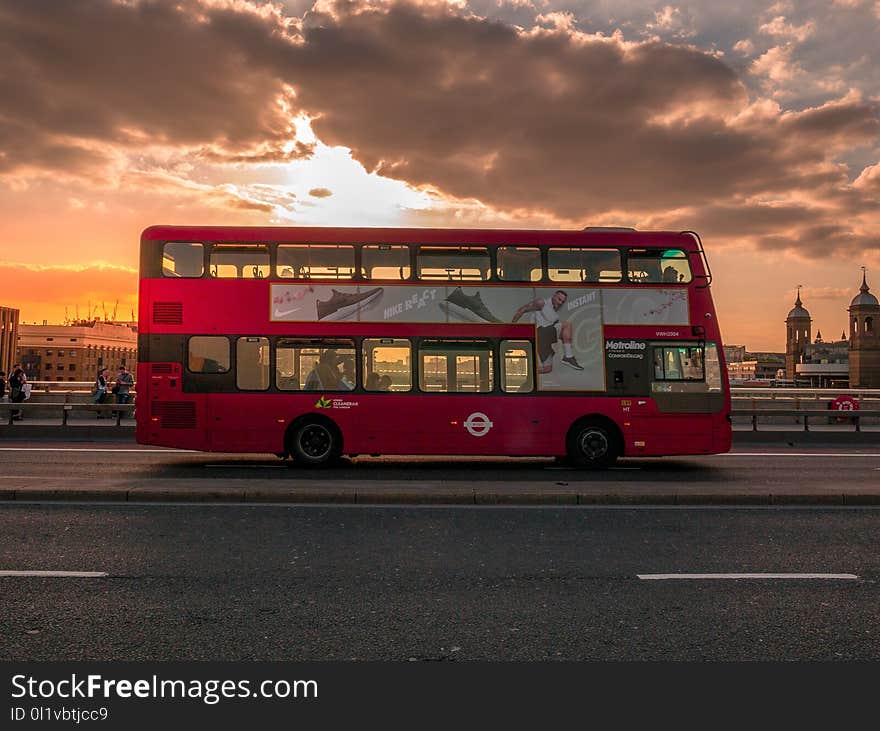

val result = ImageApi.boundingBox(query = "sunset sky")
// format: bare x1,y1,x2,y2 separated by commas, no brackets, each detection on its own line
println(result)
0,0,877,350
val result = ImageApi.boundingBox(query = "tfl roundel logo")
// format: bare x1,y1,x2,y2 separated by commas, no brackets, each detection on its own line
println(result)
464,412,494,437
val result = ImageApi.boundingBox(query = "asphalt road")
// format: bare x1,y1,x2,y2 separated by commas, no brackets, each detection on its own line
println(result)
1,502,878,661
1,442,879,493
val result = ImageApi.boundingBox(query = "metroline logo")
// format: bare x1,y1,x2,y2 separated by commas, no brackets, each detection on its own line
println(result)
604,340,646,350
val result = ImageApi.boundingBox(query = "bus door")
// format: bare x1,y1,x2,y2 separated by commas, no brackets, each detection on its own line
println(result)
356,338,422,452
645,341,724,453
415,339,543,455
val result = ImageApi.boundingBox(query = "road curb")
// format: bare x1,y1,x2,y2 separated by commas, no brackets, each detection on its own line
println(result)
5,488,880,506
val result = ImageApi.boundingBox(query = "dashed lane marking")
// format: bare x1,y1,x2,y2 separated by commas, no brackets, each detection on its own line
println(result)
637,573,859,580
0,571,108,578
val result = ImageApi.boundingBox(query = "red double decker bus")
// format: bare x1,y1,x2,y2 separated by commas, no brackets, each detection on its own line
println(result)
136,225,731,468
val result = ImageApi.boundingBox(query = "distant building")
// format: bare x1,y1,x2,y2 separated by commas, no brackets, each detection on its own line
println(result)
724,344,784,385
781,271,880,388
848,270,880,388
723,344,746,364
16,321,138,382
796,331,849,387
0,306,20,375
727,353,785,384
785,289,811,381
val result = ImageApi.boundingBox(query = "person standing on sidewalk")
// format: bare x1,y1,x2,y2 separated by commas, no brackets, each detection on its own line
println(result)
8,365,25,420
93,368,110,417
0,370,6,402
114,365,134,418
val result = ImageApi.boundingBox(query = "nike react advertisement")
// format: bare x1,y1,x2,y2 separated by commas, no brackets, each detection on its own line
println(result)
270,284,688,391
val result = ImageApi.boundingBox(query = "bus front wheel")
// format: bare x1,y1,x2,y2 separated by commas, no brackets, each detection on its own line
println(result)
289,419,340,466
566,420,620,470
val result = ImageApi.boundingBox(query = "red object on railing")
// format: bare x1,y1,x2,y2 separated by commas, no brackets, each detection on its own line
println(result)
829,395,859,424
830,395,859,411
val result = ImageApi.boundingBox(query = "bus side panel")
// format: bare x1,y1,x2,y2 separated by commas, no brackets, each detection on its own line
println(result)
408,394,554,456
629,414,715,455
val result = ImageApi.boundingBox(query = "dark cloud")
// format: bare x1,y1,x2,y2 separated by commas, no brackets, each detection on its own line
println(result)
1,0,878,259
308,187,333,197
0,0,307,178
283,1,879,223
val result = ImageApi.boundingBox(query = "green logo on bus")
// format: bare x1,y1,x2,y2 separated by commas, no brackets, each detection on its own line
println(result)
315,396,332,409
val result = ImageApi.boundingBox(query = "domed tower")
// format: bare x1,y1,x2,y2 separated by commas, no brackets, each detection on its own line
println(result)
785,287,811,380
849,268,880,387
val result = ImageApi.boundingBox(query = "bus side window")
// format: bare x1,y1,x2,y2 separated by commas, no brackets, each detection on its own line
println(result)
362,338,412,391
629,249,691,284
548,248,620,283
361,245,411,280
501,340,534,392
417,247,490,281
497,247,541,282
162,242,204,278
418,341,494,392
236,337,269,390
653,346,704,381
278,244,355,280
584,249,622,283
275,339,356,391
209,244,270,278
188,336,230,373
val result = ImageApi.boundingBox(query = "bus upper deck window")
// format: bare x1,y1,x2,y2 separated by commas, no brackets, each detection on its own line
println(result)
548,248,621,283
497,247,541,282
209,244,270,279
277,244,355,280
417,247,490,281
628,249,691,284
361,245,411,280
162,242,204,278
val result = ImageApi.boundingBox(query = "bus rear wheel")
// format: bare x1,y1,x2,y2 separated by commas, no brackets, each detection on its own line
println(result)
289,419,340,466
566,420,620,470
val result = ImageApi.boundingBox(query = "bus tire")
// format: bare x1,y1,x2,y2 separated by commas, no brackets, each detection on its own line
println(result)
288,418,341,466
566,418,621,470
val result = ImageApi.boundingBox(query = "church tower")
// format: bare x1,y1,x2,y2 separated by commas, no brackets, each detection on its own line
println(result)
785,287,811,380
849,269,880,387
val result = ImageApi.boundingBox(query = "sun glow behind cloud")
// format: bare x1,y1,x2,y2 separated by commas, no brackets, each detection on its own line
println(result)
276,135,439,226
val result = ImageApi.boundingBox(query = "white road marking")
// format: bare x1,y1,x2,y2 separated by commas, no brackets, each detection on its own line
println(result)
637,573,859,580
0,571,108,578
723,453,880,457
204,464,282,469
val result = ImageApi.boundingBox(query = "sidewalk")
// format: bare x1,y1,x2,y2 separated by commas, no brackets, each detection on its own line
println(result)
1,428,879,506
3,421,880,443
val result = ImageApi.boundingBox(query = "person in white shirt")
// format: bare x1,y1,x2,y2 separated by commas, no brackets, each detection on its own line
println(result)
512,290,583,374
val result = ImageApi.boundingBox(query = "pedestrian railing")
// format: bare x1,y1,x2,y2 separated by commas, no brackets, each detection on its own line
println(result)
0,402,136,426
1,401,877,433
733,408,880,432
19,381,138,394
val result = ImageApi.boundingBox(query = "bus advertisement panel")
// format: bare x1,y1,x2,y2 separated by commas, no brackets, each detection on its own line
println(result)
270,283,689,392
